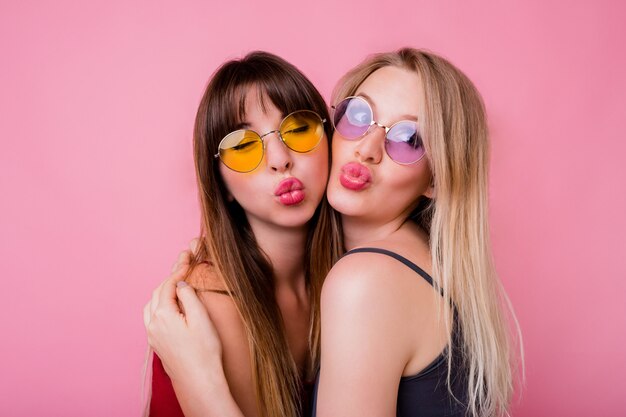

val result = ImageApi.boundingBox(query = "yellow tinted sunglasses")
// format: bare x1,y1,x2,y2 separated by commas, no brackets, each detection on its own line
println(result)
214,110,326,173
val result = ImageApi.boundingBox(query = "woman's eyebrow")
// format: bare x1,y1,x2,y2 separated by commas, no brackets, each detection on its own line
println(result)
357,92,418,122
400,114,418,122
357,92,376,107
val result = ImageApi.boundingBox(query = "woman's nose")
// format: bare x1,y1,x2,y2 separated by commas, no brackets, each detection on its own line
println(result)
264,132,292,172
354,126,384,164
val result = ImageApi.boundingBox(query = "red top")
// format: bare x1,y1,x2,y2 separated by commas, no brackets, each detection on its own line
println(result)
149,353,316,417
149,354,185,417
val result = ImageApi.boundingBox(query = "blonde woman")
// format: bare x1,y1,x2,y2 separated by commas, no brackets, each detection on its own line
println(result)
145,48,521,417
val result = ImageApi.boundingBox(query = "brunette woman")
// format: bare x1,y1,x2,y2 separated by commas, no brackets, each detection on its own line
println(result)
144,51,341,417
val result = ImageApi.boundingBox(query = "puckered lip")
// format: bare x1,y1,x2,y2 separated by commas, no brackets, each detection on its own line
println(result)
274,177,304,196
339,162,372,190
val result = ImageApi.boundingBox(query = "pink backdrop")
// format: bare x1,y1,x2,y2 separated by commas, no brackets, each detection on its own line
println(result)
1,1,625,415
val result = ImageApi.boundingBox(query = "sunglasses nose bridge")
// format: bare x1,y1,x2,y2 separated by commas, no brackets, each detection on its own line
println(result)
259,129,281,140
372,121,391,134
260,129,290,151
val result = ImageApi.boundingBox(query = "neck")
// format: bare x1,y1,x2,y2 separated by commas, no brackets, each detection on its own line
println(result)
341,213,407,250
247,217,308,292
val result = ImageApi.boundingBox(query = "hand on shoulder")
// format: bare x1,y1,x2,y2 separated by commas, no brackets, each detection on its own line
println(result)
182,255,258,417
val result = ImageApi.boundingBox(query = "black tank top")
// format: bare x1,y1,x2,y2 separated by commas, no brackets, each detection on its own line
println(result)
310,247,468,417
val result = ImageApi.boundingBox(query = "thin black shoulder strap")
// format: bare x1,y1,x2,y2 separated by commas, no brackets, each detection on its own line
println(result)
342,247,443,296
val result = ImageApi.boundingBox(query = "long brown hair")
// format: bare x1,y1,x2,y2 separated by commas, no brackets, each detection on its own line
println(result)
331,48,523,417
187,51,342,417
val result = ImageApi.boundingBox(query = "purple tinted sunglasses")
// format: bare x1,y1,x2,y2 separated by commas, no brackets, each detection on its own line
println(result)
331,96,425,165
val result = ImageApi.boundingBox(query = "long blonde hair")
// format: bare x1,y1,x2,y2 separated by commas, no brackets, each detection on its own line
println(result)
332,48,523,417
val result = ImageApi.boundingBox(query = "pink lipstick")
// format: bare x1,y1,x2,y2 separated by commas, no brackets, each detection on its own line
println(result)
339,162,371,191
339,162,372,191
274,177,305,206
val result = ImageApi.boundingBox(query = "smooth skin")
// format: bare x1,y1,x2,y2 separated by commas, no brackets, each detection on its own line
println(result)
145,67,453,417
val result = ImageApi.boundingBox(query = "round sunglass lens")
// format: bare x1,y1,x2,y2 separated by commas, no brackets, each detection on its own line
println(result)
385,121,425,164
280,111,324,152
333,97,372,139
218,130,263,172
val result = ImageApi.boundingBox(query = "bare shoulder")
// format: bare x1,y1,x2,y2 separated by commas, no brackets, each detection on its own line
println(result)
318,251,419,412
185,262,227,292
323,248,427,296
186,263,258,417
184,263,244,342
322,251,416,314
184,263,242,336
321,245,442,333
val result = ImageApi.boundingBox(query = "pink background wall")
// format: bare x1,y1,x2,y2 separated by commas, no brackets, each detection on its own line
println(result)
1,1,625,415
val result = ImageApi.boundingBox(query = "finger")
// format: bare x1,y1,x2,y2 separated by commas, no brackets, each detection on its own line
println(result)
176,281,210,326
178,250,192,267
157,266,189,313
171,251,192,273
189,238,199,254
143,302,151,328
150,285,161,317
177,297,186,316
171,260,180,273
170,260,189,283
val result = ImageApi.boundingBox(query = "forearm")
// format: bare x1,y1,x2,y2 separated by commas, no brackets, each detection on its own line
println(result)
171,367,246,417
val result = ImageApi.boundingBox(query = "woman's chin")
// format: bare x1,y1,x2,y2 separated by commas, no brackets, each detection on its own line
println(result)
270,204,317,229
326,192,368,219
